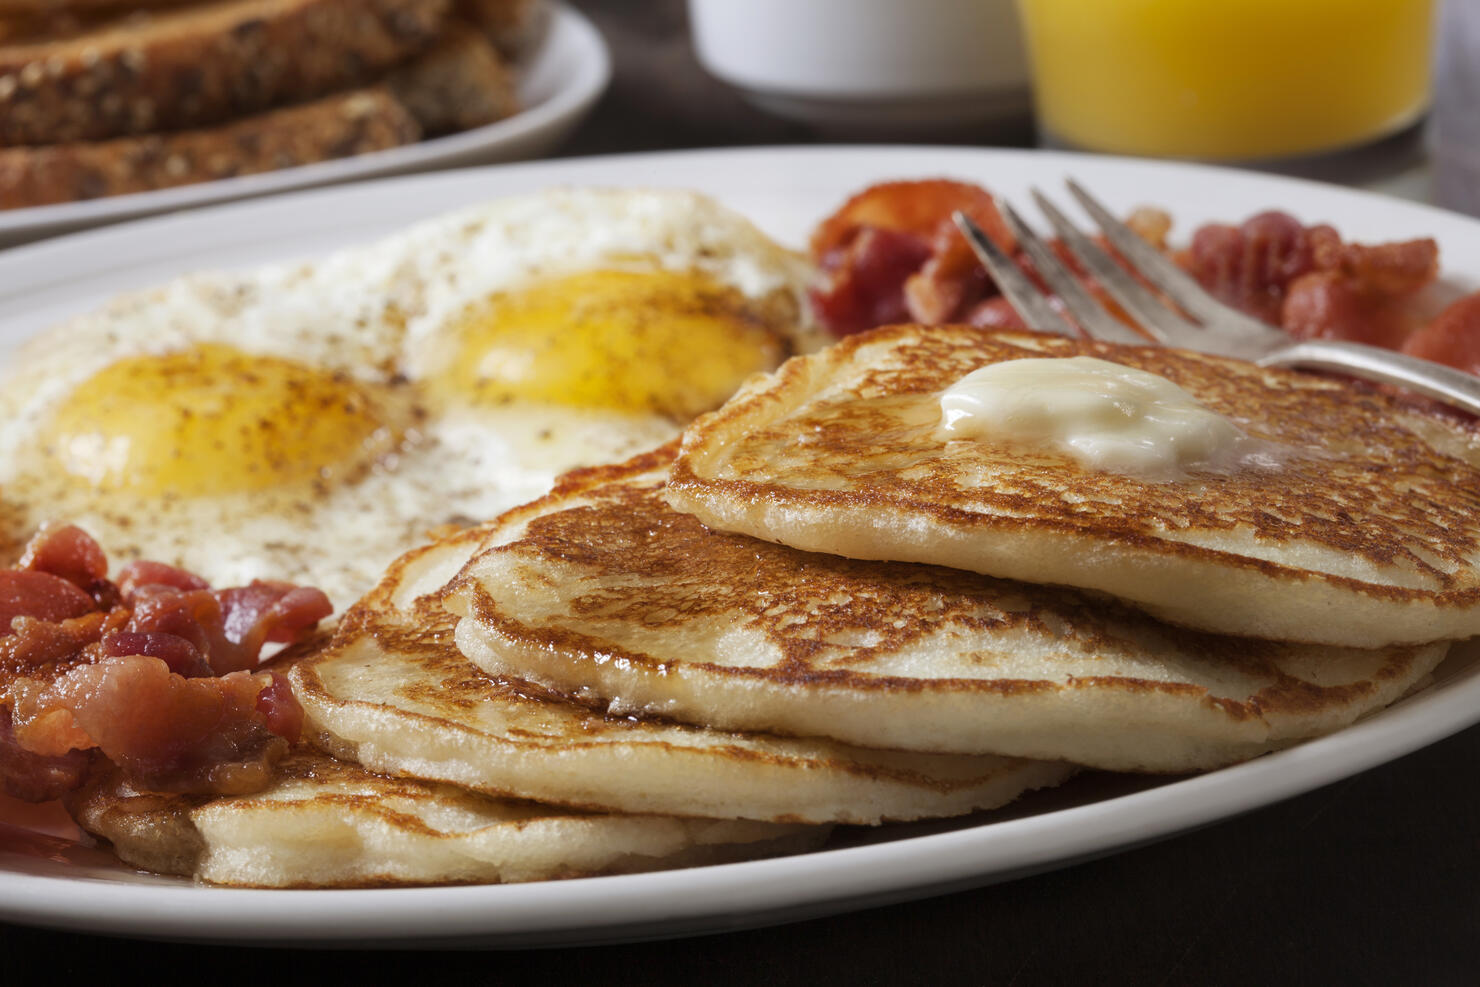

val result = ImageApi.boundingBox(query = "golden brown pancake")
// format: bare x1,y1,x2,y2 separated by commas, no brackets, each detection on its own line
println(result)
446,448,1450,772
289,514,1074,825
664,325,1480,647
67,749,824,888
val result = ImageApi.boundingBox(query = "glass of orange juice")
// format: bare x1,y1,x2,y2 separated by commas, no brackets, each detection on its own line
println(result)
1015,0,1435,160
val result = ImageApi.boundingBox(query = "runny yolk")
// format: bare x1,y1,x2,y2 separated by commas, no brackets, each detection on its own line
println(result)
45,343,393,497
436,269,789,420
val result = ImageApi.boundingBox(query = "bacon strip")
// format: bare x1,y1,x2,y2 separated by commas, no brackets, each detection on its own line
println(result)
0,570,97,629
0,704,93,803
809,179,1160,338
9,658,293,796
811,228,933,336
0,525,328,801
1180,210,1439,346
811,180,1013,336
808,184,1474,376
216,583,333,673
1404,292,1480,375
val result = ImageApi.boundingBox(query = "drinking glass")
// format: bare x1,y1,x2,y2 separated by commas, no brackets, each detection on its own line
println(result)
1015,0,1435,161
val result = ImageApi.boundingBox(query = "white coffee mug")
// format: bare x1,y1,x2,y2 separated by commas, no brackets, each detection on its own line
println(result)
688,0,1029,133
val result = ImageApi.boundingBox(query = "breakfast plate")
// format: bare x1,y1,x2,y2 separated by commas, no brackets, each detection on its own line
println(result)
0,2,610,251
1,146,1479,947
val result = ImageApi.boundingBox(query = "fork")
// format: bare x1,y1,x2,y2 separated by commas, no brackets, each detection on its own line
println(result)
951,181,1480,416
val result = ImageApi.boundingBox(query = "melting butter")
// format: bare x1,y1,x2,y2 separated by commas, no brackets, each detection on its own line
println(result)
938,356,1252,480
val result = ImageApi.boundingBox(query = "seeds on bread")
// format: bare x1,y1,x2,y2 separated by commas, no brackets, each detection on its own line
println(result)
0,88,419,207
455,0,547,59
0,24,516,208
385,20,515,135
0,0,450,146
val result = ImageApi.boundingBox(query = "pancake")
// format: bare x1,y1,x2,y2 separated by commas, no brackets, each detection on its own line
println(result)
445,448,1450,772
67,749,823,888
289,513,1074,825
663,325,1480,648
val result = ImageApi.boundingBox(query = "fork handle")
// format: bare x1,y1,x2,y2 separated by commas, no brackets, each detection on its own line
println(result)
1259,340,1480,417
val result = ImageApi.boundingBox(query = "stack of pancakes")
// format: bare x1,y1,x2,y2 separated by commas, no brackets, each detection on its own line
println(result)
0,0,536,208
71,325,1480,887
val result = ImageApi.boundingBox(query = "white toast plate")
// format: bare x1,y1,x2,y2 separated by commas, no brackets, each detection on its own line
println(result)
0,2,610,250
0,146,1478,947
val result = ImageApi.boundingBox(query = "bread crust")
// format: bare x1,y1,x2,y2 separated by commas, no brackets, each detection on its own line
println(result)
0,87,420,207
455,0,547,59
0,0,450,146
0,0,196,11
385,20,515,135
0,22,518,209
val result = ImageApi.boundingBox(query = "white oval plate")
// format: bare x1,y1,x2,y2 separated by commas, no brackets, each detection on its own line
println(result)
1,146,1478,947
0,2,610,250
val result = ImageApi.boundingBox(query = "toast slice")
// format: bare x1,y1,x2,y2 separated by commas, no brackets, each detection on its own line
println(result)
0,0,449,146
0,25,515,208
0,87,419,207
0,0,197,11
384,20,515,135
455,0,547,59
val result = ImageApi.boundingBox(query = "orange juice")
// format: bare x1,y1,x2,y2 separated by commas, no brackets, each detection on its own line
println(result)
1016,0,1434,160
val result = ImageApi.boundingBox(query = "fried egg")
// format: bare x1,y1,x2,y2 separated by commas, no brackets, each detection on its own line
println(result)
0,188,819,609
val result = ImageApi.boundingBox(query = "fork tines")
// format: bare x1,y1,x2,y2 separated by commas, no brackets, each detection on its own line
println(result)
953,181,1282,354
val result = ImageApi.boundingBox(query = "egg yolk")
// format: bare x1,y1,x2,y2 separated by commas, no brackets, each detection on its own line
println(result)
437,269,790,419
45,344,394,497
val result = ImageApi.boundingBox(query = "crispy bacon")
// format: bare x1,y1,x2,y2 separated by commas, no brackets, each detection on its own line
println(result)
0,704,94,803
0,525,328,801
811,227,933,336
1311,232,1439,296
966,295,1029,330
116,571,330,676
1180,210,1439,345
117,559,209,598
903,207,1000,325
1,612,113,683
1280,271,1418,351
808,183,1471,373
1183,212,1320,325
809,179,1011,259
218,583,334,669
102,630,211,677
1125,207,1173,250
0,570,98,629
1403,291,1480,376
254,672,304,741
810,179,1169,338
9,658,292,795
18,523,107,588
811,180,1013,336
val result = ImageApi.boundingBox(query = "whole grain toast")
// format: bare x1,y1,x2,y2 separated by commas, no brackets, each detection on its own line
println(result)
0,87,419,207
0,25,515,208
455,0,546,59
0,0,450,146
0,0,197,11
385,20,514,135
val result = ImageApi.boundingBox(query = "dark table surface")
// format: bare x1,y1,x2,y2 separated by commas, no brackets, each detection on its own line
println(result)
4,2,1478,982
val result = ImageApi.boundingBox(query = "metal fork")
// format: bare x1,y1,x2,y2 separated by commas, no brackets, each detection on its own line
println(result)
952,181,1480,416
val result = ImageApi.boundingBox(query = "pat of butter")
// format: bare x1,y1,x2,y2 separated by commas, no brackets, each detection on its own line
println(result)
939,356,1245,478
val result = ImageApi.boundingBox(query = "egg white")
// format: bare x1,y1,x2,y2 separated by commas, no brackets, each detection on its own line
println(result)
0,188,817,610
